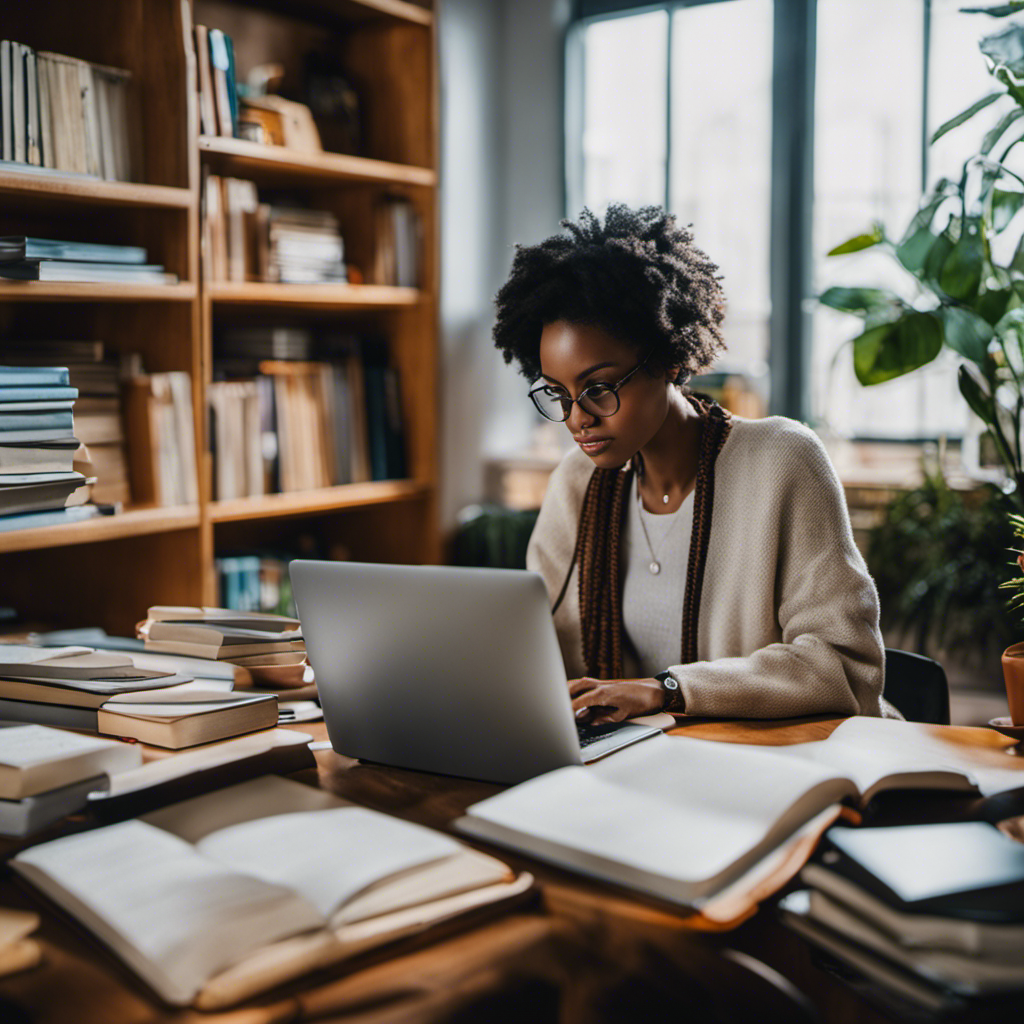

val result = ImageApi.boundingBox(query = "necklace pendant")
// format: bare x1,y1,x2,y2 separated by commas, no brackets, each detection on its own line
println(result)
649,560,661,575
662,493,669,504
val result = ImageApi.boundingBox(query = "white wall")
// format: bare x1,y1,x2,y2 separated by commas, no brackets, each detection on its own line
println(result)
438,0,570,529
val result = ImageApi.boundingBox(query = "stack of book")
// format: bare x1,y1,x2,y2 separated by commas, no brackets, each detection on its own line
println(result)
268,207,346,284
123,370,199,506
0,646,277,749
0,365,92,531
0,236,177,284
137,606,308,691
204,176,346,284
781,822,1024,1011
1,41,136,180
0,723,141,836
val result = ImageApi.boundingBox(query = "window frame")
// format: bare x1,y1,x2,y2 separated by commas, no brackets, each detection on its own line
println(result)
566,0,948,440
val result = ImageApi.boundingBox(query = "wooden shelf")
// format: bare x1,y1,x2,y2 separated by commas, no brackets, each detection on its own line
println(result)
0,166,193,208
208,281,422,309
0,506,200,555
246,0,433,28
199,137,435,188
211,480,429,523
0,281,196,302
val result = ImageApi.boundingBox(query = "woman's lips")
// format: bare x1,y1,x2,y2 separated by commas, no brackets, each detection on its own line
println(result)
576,437,613,455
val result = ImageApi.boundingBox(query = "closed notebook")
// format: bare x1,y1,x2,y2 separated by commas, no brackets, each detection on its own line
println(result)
0,646,179,681
0,673,195,709
821,822,1024,923
145,605,301,631
96,689,278,748
12,776,530,1008
0,724,141,798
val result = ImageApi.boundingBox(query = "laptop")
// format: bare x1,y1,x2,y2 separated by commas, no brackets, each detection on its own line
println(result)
290,560,662,784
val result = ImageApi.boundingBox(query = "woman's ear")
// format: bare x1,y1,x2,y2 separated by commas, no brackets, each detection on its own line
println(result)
667,364,684,384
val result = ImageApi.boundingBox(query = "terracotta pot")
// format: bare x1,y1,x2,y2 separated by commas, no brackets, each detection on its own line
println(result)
1001,642,1024,725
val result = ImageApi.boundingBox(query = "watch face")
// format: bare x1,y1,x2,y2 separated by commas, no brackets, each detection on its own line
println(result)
664,678,679,690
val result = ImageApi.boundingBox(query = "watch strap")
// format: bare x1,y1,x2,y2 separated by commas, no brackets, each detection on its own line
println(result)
654,670,685,714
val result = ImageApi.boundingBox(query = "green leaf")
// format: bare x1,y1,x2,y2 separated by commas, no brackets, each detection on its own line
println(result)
937,305,995,364
981,22,1024,77
940,302,996,359
938,220,985,301
982,107,1024,154
897,227,938,274
853,312,943,385
924,227,956,290
818,286,905,314
959,363,995,423
931,90,1004,144
826,224,886,256
978,287,1016,324
960,2,1024,14
992,187,1024,231
1012,231,1024,273
995,305,1024,357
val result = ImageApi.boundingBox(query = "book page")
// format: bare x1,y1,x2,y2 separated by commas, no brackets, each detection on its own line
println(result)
800,718,1024,797
12,820,324,1005
196,807,461,919
463,735,856,899
0,724,130,767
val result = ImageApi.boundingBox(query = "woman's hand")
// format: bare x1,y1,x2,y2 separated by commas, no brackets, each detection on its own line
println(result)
568,677,666,724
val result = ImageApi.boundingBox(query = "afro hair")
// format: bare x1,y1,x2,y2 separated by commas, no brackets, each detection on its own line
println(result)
492,204,726,385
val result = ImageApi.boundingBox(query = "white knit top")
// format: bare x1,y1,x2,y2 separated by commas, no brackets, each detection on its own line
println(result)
622,485,693,678
526,414,897,719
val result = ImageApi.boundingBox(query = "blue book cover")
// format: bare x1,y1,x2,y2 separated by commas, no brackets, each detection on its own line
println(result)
0,411,74,431
0,386,78,403
0,367,70,387
0,505,99,533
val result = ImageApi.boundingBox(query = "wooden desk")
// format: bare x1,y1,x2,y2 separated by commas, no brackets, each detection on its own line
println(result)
1,716,1021,1024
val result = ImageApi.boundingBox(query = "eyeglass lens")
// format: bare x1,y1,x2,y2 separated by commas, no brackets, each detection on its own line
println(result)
531,385,619,422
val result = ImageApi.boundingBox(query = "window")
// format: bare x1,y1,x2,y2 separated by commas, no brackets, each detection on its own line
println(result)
568,0,1005,439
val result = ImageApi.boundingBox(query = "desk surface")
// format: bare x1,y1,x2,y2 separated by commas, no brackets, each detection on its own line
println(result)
2,716,1022,1024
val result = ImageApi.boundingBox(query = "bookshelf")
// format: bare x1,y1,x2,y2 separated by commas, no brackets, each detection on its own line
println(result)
0,0,439,634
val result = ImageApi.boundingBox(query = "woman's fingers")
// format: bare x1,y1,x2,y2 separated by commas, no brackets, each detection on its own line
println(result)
568,677,600,697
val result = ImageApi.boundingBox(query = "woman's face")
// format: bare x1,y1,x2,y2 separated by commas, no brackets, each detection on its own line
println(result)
538,320,673,469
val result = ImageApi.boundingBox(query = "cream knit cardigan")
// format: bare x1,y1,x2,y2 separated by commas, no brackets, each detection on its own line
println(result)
526,414,897,719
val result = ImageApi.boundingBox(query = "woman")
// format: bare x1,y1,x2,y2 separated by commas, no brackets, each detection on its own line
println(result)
492,204,894,723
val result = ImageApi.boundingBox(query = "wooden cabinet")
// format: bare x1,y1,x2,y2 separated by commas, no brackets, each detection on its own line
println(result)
0,0,439,634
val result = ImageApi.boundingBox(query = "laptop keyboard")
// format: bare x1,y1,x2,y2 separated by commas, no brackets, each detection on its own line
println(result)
576,721,627,749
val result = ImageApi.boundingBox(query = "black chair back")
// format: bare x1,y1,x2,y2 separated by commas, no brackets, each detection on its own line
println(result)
882,648,950,725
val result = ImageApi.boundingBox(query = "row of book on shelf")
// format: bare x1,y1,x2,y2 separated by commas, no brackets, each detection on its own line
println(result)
0,41,136,180
0,329,408,529
204,173,422,288
212,328,407,497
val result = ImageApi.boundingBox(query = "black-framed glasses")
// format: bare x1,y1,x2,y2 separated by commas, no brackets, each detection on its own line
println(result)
528,351,652,423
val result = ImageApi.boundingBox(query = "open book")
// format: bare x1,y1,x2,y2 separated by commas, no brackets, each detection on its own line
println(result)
13,776,531,1009
457,718,1024,910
